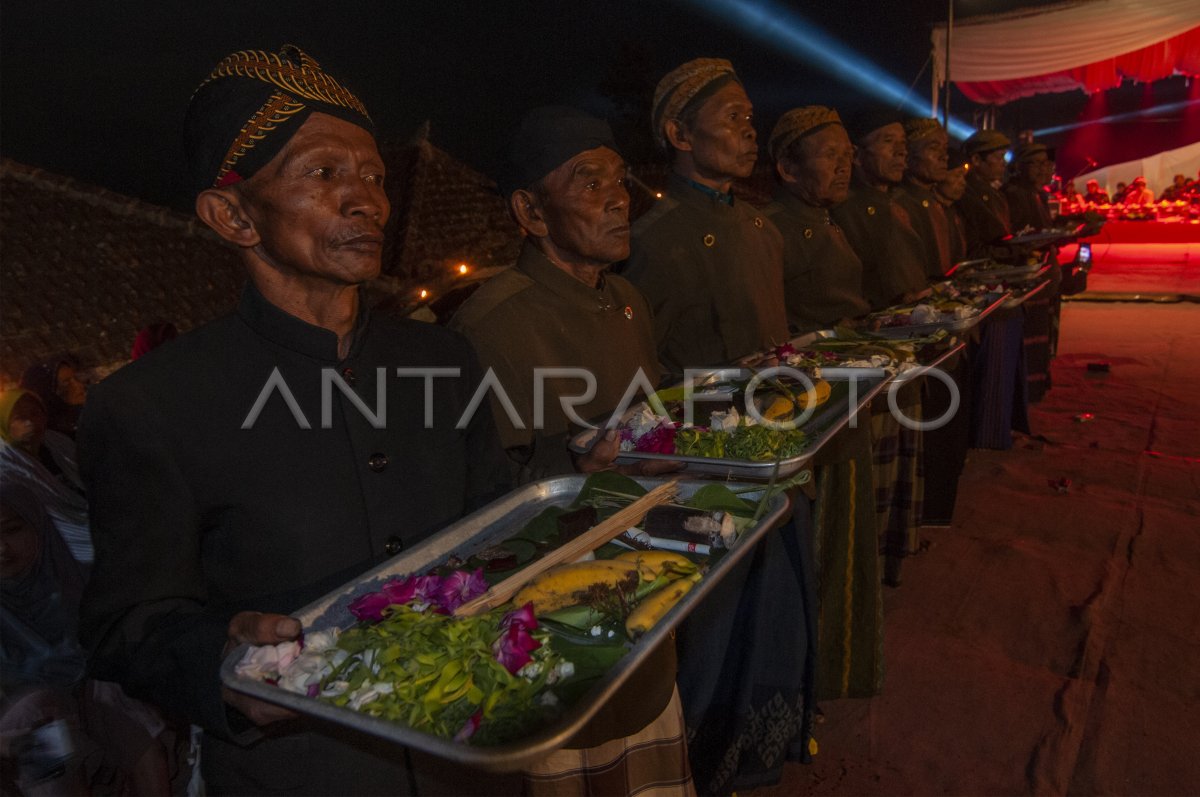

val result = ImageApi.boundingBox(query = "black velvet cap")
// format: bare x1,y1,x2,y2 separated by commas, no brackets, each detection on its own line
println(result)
184,44,374,197
844,105,906,144
499,106,618,196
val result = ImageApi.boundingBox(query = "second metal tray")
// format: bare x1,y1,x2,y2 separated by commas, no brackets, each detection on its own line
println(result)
864,291,1009,339
568,369,891,479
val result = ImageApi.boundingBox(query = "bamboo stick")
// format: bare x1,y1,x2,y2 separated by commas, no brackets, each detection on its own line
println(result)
454,480,679,616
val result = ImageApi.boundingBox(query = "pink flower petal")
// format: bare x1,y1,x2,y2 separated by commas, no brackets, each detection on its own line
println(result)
453,710,483,743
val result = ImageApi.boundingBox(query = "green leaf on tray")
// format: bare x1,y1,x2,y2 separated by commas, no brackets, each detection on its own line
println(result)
570,472,647,508
547,637,630,706
685,483,757,516
513,506,567,547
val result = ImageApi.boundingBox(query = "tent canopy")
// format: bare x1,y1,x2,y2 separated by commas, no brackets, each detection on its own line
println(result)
933,0,1200,105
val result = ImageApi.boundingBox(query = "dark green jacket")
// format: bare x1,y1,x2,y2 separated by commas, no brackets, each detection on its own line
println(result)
830,176,928,310
960,171,1012,256
894,179,953,278
450,243,661,478
450,242,675,748
763,189,870,333
624,173,788,373
1004,178,1053,232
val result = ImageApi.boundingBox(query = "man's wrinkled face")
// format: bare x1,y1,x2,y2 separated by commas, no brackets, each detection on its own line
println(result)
536,146,631,266
973,149,1008,182
856,123,907,185
907,130,948,185
680,81,759,181
239,113,389,286
937,164,968,202
0,503,40,581
781,124,854,207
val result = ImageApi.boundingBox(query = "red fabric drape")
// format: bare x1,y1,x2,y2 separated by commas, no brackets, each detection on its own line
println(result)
957,26,1200,105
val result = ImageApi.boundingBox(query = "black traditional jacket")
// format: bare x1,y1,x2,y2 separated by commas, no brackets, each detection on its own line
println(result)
79,281,510,794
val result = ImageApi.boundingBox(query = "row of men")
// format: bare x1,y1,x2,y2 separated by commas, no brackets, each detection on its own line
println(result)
11,48,1065,797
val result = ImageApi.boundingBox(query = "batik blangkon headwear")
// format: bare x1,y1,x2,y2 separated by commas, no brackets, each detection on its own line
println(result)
767,106,843,162
902,117,944,143
651,58,740,151
184,44,373,196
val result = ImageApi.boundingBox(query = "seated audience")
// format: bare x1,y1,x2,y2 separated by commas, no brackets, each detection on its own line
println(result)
0,390,91,566
1083,179,1110,205
0,480,177,795
1125,176,1154,205
19,359,87,438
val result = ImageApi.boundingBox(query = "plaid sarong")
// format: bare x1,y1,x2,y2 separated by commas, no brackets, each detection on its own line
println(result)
524,686,694,797
870,385,924,586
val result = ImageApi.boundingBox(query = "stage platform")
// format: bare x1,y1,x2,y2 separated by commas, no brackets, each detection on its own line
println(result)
1081,219,1200,245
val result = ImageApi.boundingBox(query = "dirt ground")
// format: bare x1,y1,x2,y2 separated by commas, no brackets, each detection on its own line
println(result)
753,288,1200,795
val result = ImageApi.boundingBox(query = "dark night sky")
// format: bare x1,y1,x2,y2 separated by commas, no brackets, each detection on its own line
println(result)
3,0,1167,211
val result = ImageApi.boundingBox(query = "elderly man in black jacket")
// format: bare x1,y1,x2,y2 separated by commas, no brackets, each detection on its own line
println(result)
78,46,511,795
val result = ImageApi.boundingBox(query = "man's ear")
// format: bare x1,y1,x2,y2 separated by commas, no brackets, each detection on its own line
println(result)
195,187,261,248
510,189,549,238
776,158,799,186
664,119,692,153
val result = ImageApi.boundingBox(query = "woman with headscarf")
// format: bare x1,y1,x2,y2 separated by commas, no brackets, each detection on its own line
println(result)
0,390,91,565
19,359,87,438
1,480,176,795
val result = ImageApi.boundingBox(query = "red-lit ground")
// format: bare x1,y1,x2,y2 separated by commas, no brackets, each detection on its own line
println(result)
1063,240,1200,295
758,257,1200,795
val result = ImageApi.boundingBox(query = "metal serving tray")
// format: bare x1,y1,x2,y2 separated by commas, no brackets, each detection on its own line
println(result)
1001,277,1051,309
220,475,789,772
954,261,1046,281
1002,226,1083,248
568,368,891,479
864,291,1009,339
775,328,966,371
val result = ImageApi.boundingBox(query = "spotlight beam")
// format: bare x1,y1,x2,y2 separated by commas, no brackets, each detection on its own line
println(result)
1032,98,1200,137
688,0,975,139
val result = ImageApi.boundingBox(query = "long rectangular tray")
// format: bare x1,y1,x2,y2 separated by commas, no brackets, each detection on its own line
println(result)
865,291,1009,339
220,475,789,772
954,262,1046,281
1001,277,1050,309
569,369,891,479
1002,226,1082,247
782,329,964,370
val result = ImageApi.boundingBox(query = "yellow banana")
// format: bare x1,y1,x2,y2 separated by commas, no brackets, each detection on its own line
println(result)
614,551,697,581
513,560,640,614
762,379,831,420
795,378,831,409
763,395,795,421
625,578,697,639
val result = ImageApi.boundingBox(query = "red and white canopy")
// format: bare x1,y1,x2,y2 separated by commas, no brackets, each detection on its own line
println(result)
932,0,1200,105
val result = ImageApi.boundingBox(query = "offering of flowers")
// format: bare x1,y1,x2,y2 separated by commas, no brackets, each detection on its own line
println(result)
235,569,575,745
770,340,920,374
617,396,811,463
865,281,997,330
